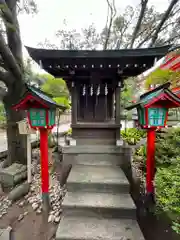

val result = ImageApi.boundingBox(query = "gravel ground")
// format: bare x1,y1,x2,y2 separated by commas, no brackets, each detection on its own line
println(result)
0,148,66,240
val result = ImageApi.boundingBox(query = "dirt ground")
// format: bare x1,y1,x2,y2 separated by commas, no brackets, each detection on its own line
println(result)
138,212,180,240
0,153,69,240
0,203,57,240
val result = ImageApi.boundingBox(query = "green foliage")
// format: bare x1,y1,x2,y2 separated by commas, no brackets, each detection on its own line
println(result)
155,128,180,232
136,145,147,158
145,69,180,90
41,74,69,98
53,97,70,110
40,74,70,110
0,103,6,127
121,77,138,108
155,160,180,233
66,128,72,136
121,128,146,145
133,127,180,234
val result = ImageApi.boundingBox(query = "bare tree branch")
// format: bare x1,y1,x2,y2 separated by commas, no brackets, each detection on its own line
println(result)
130,0,148,48
103,0,116,50
149,0,179,47
163,33,180,45
136,28,155,48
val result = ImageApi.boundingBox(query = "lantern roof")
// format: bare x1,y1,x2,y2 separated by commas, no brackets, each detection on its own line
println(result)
13,84,67,111
126,82,180,110
26,45,172,80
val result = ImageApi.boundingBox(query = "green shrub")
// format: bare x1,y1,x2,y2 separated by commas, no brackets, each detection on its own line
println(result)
133,127,180,234
155,160,180,233
66,128,72,136
121,128,146,145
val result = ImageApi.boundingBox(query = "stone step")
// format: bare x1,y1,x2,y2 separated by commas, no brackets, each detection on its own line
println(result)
63,145,131,154
67,165,129,193
56,215,144,240
62,191,136,219
73,154,123,166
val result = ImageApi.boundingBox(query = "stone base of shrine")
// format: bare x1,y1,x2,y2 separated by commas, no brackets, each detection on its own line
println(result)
62,145,131,167
71,123,121,145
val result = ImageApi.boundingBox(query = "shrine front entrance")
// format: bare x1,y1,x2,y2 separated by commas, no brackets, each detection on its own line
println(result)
26,45,171,240
70,80,121,145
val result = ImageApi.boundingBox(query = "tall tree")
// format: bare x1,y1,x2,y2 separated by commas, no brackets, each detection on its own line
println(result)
0,0,37,166
48,0,180,50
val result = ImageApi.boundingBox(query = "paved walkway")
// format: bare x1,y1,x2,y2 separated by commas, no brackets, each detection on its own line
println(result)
0,123,71,153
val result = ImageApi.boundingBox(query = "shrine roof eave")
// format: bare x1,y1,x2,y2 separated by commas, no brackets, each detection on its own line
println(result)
25,45,172,79
139,82,171,100
26,45,172,60
27,85,67,110
13,85,67,111
125,83,180,110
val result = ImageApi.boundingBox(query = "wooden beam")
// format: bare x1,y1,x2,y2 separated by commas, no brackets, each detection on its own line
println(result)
71,82,77,125
115,83,121,139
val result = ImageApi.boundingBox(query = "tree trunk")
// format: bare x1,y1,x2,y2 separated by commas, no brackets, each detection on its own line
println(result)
3,81,27,166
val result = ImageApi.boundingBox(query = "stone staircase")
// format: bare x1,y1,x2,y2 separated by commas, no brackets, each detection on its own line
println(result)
56,146,144,240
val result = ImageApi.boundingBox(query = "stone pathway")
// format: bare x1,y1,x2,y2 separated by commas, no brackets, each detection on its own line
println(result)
56,145,144,240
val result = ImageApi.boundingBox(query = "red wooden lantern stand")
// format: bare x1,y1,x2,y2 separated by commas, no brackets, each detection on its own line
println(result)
126,83,180,210
146,128,156,195
40,128,50,209
13,85,66,212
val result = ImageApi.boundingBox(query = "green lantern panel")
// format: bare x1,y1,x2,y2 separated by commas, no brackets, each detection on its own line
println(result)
148,108,167,126
29,108,46,127
138,107,146,126
48,110,56,126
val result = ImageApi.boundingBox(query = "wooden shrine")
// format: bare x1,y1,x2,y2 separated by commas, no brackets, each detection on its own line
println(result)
26,45,171,145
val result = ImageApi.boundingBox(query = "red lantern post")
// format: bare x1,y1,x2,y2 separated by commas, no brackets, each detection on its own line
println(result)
13,85,66,212
40,128,49,208
126,82,180,207
146,129,156,194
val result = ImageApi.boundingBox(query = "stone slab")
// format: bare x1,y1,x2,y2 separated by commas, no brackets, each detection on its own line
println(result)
63,145,131,154
67,165,129,193
62,191,136,218
56,215,144,240
0,226,12,240
8,182,30,202
0,163,27,188
74,154,124,166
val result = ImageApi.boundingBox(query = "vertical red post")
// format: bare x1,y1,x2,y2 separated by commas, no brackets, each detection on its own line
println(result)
146,128,156,194
40,128,50,211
